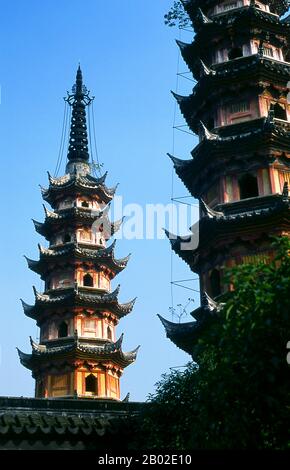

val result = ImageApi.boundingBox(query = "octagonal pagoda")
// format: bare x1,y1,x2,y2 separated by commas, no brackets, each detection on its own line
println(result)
160,0,290,358
18,67,139,400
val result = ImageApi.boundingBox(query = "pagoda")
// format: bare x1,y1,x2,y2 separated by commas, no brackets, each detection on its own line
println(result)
18,67,139,400
159,0,290,357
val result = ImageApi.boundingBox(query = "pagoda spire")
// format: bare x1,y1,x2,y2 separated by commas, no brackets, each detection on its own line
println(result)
66,66,93,166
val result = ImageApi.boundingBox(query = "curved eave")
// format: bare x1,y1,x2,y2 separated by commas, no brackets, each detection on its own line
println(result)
169,121,290,196
35,242,130,276
47,171,108,188
24,256,41,275
20,299,35,319
168,153,196,197
42,180,116,206
32,219,46,237
17,340,140,371
158,315,199,355
166,198,290,270
164,229,195,265
183,56,290,117
34,210,121,239
24,287,136,319
17,348,33,369
174,79,290,134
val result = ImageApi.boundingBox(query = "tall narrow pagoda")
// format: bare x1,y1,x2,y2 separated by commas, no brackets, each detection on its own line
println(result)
18,67,139,400
159,0,290,357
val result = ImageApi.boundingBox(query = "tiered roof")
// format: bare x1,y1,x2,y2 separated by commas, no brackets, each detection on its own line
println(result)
41,171,117,207
166,191,290,273
18,334,140,372
33,206,123,240
21,285,136,320
18,67,139,384
173,60,290,133
170,117,290,197
25,240,130,278
160,0,290,357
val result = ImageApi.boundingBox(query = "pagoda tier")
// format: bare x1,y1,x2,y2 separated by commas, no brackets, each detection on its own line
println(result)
173,56,290,131
181,0,289,21
158,293,223,357
41,171,117,208
167,191,290,272
17,334,139,399
18,67,139,400
178,6,289,80
173,59,290,133
33,206,123,241
170,116,290,198
25,240,130,279
21,285,136,321
18,335,139,376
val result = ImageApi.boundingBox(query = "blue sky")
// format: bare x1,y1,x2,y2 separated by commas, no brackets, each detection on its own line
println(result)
0,0,200,401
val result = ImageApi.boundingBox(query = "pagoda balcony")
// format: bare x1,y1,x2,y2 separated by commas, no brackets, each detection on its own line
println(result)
78,285,110,295
212,54,290,72
41,336,113,349
215,192,290,217
273,118,290,132
45,285,110,296
210,5,280,20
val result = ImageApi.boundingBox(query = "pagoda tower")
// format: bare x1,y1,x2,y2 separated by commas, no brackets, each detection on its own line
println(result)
18,67,139,400
159,0,290,356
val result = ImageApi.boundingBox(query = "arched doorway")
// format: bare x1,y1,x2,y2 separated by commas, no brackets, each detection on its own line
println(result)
85,374,98,395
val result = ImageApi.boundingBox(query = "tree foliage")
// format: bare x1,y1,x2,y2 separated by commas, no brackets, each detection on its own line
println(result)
137,238,290,449
164,1,190,28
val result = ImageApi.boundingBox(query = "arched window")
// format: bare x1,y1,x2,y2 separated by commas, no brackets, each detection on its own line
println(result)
228,47,243,60
81,201,89,208
239,174,259,200
85,374,98,394
107,326,112,341
83,273,94,287
63,233,71,243
58,321,68,338
210,269,221,298
272,103,287,121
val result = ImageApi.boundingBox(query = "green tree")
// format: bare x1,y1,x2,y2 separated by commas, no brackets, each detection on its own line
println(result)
164,1,190,28
138,238,290,449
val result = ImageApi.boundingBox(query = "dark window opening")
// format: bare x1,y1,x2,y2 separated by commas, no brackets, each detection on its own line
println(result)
85,374,98,394
272,103,287,121
107,326,112,340
63,233,71,243
228,47,243,60
239,174,259,200
81,201,89,208
38,380,45,398
83,273,94,287
58,321,68,338
210,269,221,298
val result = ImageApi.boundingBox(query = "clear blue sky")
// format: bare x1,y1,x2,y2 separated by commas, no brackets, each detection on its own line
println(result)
0,0,200,401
